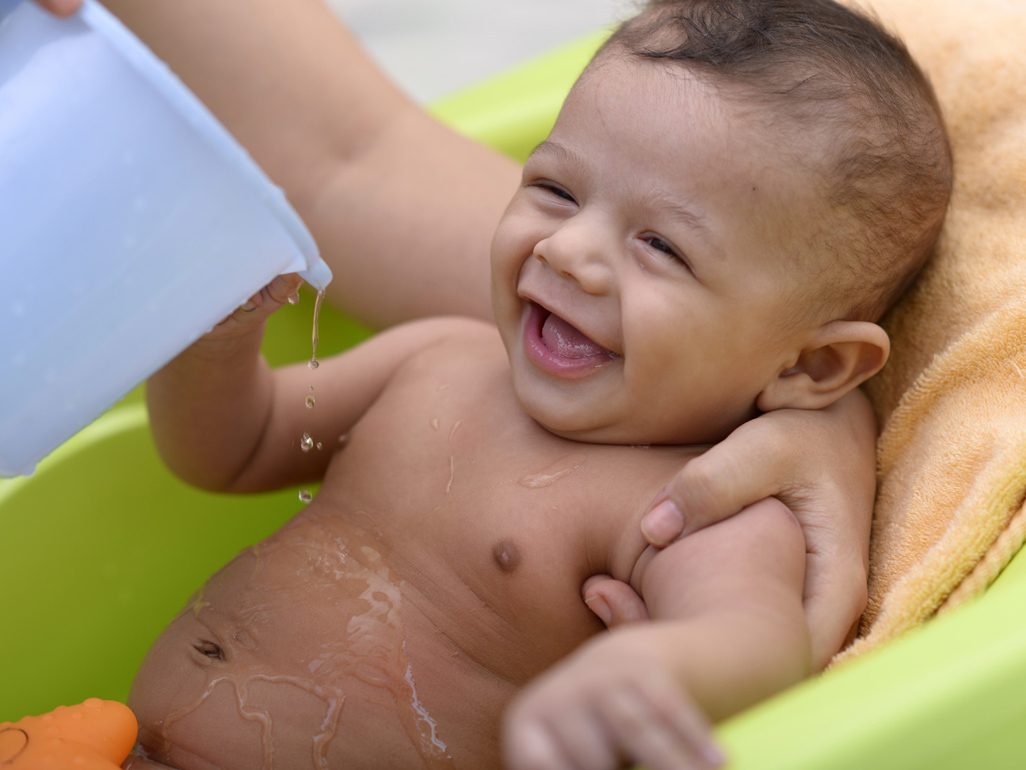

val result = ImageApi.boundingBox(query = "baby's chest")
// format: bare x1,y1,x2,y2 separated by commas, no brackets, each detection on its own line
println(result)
319,358,697,660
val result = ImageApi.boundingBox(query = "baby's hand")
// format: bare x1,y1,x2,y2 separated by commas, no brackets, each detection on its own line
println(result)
203,273,304,342
504,634,724,770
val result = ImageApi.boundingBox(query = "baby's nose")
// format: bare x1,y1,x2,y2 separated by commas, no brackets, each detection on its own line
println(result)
533,225,614,295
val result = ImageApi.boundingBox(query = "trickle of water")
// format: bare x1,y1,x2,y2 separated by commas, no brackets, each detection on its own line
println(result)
445,457,455,495
308,289,326,371
301,433,314,453
518,454,588,488
306,396,316,409
299,489,313,504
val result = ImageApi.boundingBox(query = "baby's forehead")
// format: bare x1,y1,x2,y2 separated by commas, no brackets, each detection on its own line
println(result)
573,52,837,167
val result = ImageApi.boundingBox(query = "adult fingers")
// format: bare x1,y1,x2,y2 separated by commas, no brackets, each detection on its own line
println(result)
801,534,869,670
268,273,305,305
33,0,81,16
581,575,649,628
641,421,792,547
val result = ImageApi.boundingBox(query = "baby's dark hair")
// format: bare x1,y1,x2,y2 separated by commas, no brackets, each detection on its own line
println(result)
600,0,952,322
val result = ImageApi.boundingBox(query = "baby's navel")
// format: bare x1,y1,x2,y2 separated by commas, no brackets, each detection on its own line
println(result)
492,539,522,575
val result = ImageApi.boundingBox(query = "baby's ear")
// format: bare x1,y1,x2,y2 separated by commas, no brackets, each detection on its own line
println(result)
757,321,890,412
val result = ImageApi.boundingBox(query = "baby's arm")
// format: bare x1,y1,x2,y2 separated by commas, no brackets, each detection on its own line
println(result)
146,276,466,493
586,389,876,670
506,498,810,770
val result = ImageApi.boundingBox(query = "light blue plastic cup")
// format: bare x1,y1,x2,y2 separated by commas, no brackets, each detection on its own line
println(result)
0,0,333,477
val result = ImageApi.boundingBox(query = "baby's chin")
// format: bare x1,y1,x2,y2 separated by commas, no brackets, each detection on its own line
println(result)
517,395,683,446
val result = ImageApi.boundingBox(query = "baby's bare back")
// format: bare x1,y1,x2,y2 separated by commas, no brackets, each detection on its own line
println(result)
131,331,699,769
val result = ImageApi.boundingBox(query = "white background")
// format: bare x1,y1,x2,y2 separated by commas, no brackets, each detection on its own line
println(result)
325,0,631,103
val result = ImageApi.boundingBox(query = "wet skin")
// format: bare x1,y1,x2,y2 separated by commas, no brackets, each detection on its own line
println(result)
129,324,700,770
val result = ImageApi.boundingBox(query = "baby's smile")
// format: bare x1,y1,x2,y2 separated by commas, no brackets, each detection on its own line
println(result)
522,301,620,377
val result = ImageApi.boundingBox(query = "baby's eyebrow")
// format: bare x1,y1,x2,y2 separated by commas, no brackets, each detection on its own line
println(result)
643,190,712,238
527,139,588,177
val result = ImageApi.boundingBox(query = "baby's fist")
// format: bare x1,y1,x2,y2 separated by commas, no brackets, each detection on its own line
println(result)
503,634,724,770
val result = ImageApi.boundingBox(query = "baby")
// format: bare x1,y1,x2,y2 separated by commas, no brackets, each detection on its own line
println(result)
131,0,951,768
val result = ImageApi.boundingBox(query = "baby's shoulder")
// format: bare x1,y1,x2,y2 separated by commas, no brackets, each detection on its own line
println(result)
389,316,506,370
393,315,500,351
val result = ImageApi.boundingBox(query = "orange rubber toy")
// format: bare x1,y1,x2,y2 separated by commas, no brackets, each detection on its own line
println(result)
0,699,137,769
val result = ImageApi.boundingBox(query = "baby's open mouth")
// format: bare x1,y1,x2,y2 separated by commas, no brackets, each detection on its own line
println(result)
540,308,614,359
522,302,619,376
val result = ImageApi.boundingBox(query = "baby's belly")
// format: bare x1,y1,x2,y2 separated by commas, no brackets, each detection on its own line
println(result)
136,504,573,770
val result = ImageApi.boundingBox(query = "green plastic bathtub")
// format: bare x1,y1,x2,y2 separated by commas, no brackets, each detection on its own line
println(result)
4,32,1026,769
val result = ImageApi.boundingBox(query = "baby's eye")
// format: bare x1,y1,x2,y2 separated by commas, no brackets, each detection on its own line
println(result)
645,236,676,255
534,181,576,203
642,235,692,271
194,641,224,660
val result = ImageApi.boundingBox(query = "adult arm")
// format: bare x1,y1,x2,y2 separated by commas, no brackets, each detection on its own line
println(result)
98,0,518,326
34,0,516,323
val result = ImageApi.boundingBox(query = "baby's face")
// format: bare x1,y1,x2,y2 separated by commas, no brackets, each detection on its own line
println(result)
491,56,833,445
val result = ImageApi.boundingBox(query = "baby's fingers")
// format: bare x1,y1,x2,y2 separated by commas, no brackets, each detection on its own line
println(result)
510,715,615,770
601,684,724,770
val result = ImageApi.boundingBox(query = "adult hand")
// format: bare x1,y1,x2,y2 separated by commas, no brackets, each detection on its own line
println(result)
206,273,304,342
637,388,876,670
32,0,81,16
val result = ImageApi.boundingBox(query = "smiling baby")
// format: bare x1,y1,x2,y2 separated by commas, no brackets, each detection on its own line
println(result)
134,1,950,768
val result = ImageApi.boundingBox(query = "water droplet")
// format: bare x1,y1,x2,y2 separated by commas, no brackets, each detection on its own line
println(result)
287,294,300,306
308,358,320,370
301,433,314,452
299,489,313,504
316,442,323,451
309,385,315,392
306,396,316,409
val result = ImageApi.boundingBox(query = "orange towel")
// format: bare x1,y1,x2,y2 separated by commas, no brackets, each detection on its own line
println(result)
0,699,137,769
834,0,1026,663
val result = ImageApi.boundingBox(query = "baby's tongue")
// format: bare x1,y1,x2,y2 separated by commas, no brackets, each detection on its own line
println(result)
541,312,608,358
